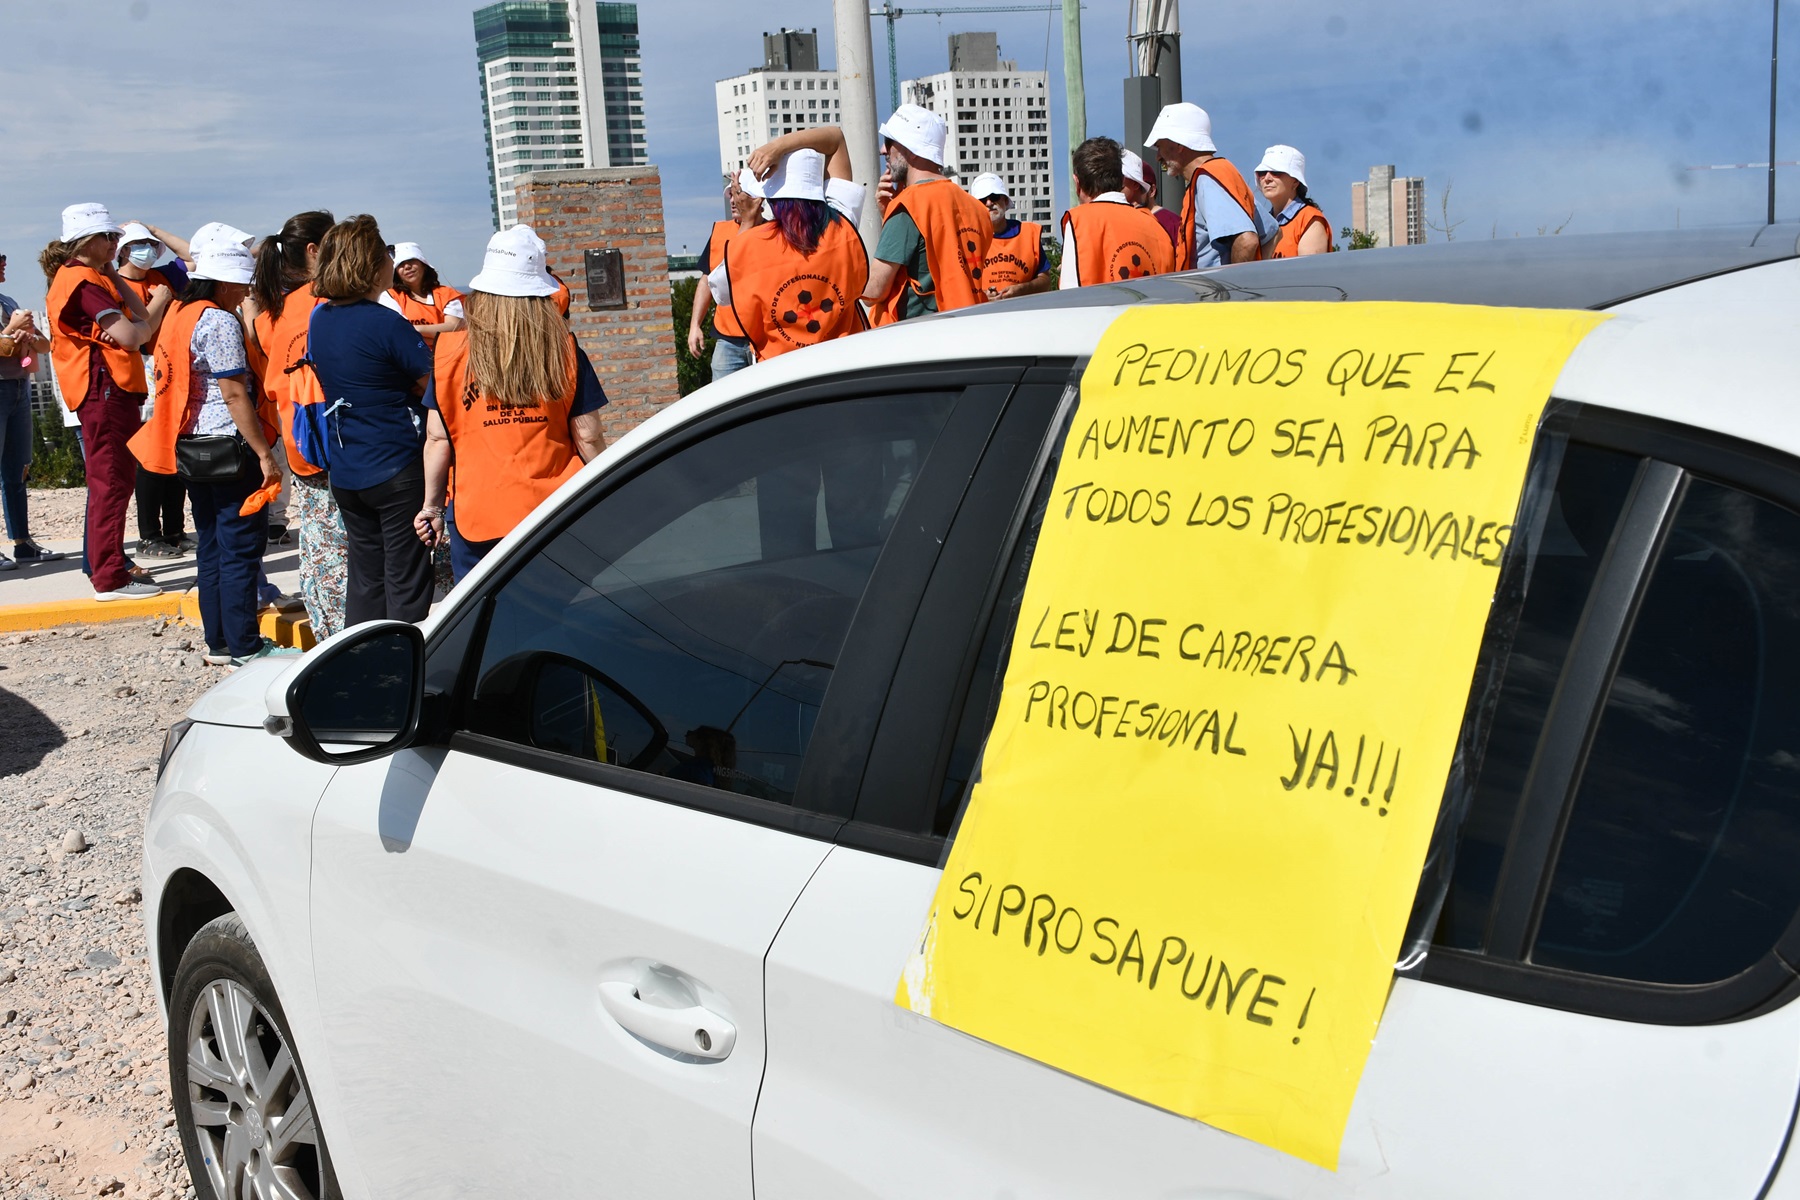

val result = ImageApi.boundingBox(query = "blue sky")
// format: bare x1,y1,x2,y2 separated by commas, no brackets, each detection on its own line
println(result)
0,0,1791,313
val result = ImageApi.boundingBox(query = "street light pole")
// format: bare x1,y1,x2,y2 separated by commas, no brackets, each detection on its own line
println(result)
1771,0,1782,225
1062,0,1086,147
834,0,884,252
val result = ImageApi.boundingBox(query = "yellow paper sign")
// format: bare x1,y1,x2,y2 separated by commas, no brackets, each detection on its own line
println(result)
897,302,1608,1169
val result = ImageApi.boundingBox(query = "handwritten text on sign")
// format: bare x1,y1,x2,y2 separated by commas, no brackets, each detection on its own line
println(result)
897,303,1607,1169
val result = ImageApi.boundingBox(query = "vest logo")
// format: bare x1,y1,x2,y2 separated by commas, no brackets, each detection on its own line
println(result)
1108,239,1159,281
768,273,846,346
461,378,480,411
958,221,984,283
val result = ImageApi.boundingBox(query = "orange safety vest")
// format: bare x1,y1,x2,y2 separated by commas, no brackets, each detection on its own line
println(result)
1063,202,1176,286
726,217,870,361
115,266,183,308
1272,201,1335,258
47,264,148,409
251,283,328,476
706,220,748,339
873,177,992,324
1176,156,1264,271
388,284,464,348
980,220,1043,293
128,300,277,476
551,276,571,318
433,330,585,542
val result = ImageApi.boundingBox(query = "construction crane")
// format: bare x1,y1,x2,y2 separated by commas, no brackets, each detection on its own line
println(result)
869,2,1065,112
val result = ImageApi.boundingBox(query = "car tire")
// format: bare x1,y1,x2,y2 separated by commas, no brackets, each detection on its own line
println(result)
168,913,341,1200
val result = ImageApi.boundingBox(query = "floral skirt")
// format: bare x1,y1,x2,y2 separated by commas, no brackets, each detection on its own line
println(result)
293,471,348,641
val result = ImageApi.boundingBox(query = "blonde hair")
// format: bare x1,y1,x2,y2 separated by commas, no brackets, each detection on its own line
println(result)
313,214,389,302
466,291,574,409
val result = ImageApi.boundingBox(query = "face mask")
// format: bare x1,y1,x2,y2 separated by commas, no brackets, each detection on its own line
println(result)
127,244,157,268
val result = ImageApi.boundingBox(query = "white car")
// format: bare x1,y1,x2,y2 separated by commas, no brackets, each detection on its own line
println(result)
146,227,1800,1199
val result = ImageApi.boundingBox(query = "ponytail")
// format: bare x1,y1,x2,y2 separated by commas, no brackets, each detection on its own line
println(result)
39,240,74,285
252,209,334,320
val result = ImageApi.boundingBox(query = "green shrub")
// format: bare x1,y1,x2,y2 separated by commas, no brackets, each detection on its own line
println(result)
29,407,84,488
671,276,713,397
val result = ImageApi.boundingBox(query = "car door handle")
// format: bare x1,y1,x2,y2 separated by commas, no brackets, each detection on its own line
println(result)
598,980,737,1060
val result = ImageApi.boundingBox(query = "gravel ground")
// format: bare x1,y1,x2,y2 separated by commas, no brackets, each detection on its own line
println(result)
22,489,88,543
1,619,220,1199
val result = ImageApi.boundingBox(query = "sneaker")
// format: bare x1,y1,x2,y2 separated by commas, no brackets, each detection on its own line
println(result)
136,539,182,560
266,524,288,545
176,534,197,553
202,648,235,666
229,638,303,667
0,553,14,572
95,580,163,601
263,591,307,613
13,540,67,563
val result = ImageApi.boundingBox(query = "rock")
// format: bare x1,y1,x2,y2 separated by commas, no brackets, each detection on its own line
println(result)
26,798,47,811
120,1006,140,1022
80,630,98,641
63,831,89,854
137,1082,162,1095
114,685,137,698
115,887,142,905
6,1069,34,1092
86,950,121,969
113,1140,127,1153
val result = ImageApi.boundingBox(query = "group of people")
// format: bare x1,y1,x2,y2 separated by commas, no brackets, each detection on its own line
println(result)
688,100,1332,377
25,205,603,666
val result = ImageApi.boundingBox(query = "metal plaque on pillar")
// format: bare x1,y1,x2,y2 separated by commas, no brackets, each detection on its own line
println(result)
583,248,626,310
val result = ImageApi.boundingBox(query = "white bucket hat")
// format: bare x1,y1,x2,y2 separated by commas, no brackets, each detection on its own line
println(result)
1120,150,1155,193
192,242,256,285
879,103,948,167
969,172,1009,201
118,222,161,252
391,241,428,268
467,224,560,298
734,168,767,199
190,222,255,258
62,203,123,244
1254,144,1308,187
764,149,827,202
1144,102,1216,154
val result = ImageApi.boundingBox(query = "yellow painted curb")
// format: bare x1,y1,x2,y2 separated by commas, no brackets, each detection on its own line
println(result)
176,589,314,650
0,593,184,633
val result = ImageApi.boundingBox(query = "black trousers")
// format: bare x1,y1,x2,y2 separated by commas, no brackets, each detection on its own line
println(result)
332,461,433,626
135,465,187,542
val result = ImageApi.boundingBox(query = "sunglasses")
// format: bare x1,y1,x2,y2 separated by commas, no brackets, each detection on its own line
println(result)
1254,170,1286,178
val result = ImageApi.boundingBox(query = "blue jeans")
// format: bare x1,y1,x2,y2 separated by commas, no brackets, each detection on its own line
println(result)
446,504,499,583
711,335,754,380
0,378,31,542
189,457,269,656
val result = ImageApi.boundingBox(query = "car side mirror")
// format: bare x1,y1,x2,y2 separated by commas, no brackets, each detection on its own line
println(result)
266,621,425,765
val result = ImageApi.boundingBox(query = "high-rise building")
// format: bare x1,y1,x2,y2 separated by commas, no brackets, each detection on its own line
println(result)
1350,165,1426,247
901,35,1054,226
715,29,842,182
474,1,647,231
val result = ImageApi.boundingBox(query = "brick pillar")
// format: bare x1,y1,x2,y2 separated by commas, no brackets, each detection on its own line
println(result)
513,166,681,441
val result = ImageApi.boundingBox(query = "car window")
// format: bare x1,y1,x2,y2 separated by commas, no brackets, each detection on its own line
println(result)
1431,441,1640,950
1532,477,1800,984
463,394,955,805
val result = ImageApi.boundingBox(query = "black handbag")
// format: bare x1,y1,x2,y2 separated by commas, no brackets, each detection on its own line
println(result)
174,434,246,483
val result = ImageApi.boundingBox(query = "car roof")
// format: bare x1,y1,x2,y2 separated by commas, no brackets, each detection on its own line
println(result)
981,223,1800,314
613,225,1800,496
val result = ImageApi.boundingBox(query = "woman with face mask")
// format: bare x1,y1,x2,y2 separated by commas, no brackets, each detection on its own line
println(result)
41,203,161,600
115,223,194,559
387,244,464,349
129,240,290,665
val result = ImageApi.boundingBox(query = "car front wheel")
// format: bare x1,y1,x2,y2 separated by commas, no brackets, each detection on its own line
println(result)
169,913,340,1200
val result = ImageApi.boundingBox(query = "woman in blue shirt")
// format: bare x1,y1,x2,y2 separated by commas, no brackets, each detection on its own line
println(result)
308,215,435,624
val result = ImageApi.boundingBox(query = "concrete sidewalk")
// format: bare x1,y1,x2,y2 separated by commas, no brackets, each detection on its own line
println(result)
0,533,308,640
